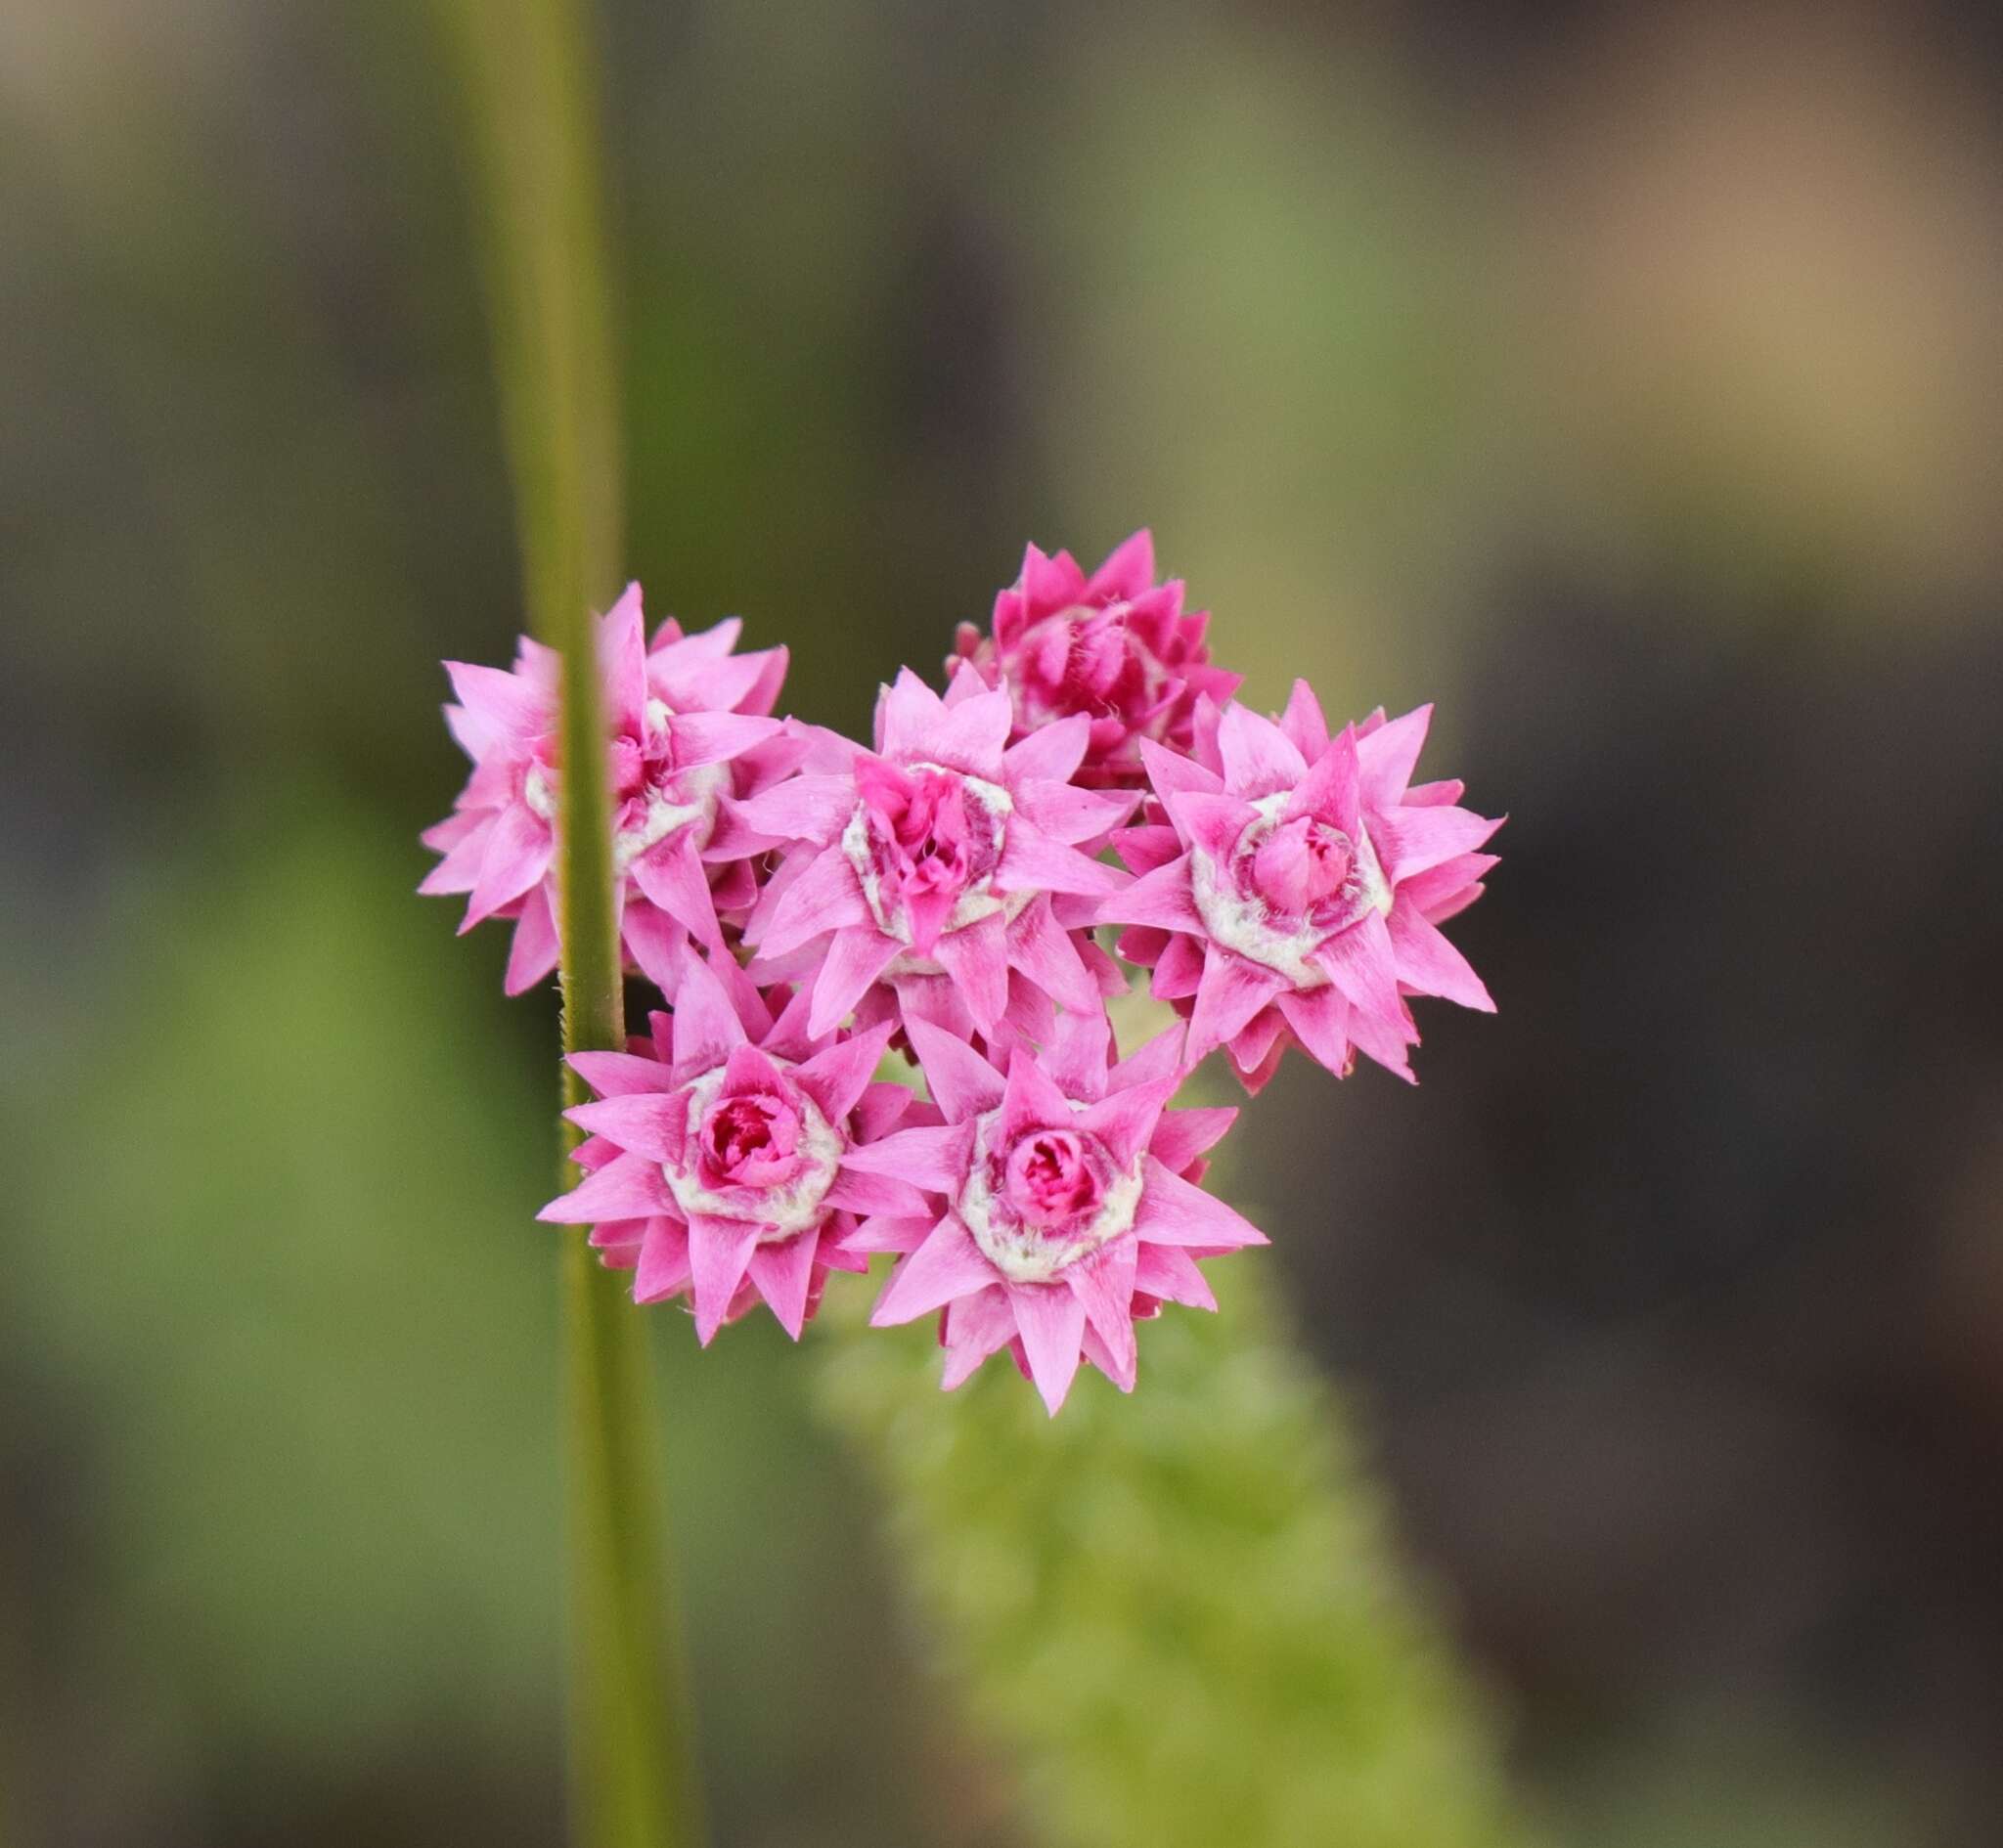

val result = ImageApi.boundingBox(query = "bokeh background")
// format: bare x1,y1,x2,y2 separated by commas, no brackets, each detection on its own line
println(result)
5,0,2003,1842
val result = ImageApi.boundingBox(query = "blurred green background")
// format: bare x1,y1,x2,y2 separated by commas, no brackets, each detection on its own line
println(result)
5,1,2002,1843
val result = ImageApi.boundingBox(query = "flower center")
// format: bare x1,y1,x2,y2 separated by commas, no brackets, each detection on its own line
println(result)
1189,791,1390,987
957,1104,1142,1283
521,703,729,872
841,761,1024,961
665,1063,842,1240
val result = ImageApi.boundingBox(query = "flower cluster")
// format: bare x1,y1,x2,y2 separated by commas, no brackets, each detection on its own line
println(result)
426,533,1501,1412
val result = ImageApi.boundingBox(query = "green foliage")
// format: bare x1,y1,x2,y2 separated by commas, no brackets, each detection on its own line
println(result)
819,1262,1540,1848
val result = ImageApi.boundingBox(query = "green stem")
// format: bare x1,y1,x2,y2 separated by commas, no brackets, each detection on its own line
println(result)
431,1,701,1841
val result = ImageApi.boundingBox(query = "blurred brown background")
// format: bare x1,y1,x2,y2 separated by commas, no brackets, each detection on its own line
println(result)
3,1,2001,1843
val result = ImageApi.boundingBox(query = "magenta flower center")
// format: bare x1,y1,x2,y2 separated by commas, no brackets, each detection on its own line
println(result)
523,702,727,871
699,1091,802,1190
666,1063,843,1241
1190,793,1390,988
1002,1128,1103,1227
1245,816,1355,918
844,762,1012,955
958,1108,1143,1282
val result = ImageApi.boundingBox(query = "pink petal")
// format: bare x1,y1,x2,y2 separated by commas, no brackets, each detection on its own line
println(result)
671,949,752,1071
1134,1154,1267,1250
1376,805,1503,883
932,914,1010,1034
597,585,648,738
1003,899,1099,1013
1357,703,1432,807
921,684,1013,777
1217,702,1308,797
875,668,947,761
631,832,722,945
620,901,687,992
1065,1237,1139,1386
1007,1282,1088,1415
747,1231,822,1339
1086,527,1155,599
824,1166,932,1217
567,1048,677,1098
1162,790,1256,860
669,710,783,770
462,804,553,931
539,1152,676,1224
807,927,902,1036
1186,951,1288,1065
906,1018,1006,1122
1273,985,1353,1076
1134,1243,1217,1311
1044,1007,1113,1102
1094,857,1201,934
1077,1078,1176,1168
854,1079,915,1141
870,1214,995,1326
1111,1021,1187,1090
686,1214,766,1344
1287,726,1362,832
940,1287,1019,1390
1146,1105,1236,1173
419,814,495,895
1002,713,1091,785
1387,903,1494,1011
733,773,859,846
835,1212,933,1254
1012,780,1140,846
1317,908,1405,1026
1000,1046,1082,1139
633,1216,693,1304
444,660,545,750
793,1020,897,1122
565,1094,683,1163
760,843,868,957
1278,679,1330,761
994,820,1126,898
503,884,560,994
1138,736,1224,804
840,1122,975,1193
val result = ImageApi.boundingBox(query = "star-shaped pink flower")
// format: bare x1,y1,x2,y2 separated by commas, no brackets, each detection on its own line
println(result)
538,946,926,1342
420,583,798,993
950,529,1240,790
735,668,1136,1043
835,1013,1262,1414
1098,682,1501,1090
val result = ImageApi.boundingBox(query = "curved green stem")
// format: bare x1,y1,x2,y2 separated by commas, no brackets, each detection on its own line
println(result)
431,1,701,1841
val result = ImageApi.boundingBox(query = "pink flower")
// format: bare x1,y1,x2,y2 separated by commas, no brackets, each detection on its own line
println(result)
835,1013,1263,1414
735,668,1136,1042
950,530,1240,789
538,947,927,1342
420,584,797,993
1099,682,1501,1090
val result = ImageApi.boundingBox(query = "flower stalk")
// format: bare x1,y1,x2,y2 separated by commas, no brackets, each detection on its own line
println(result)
430,0,701,1841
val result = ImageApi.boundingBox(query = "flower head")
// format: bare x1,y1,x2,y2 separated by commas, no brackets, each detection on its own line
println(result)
736,668,1136,1042
951,530,1239,790
538,946,927,1342
1099,683,1502,1090
837,1013,1262,1413
420,584,796,993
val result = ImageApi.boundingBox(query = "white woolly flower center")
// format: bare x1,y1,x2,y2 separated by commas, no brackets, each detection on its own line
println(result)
1189,791,1391,988
520,733,730,872
957,1101,1143,1285
664,1063,842,1242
